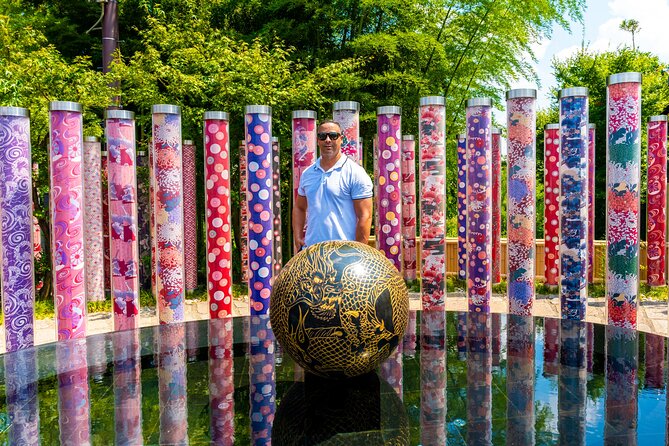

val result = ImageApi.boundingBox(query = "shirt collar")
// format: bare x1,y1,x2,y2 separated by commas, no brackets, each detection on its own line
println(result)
315,154,348,173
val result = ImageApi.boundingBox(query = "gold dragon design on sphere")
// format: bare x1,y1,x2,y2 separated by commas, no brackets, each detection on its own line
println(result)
270,241,409,378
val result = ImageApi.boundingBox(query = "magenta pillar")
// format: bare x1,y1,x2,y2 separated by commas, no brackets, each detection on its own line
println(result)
271,136,283,274
544,124,560,287
376,106,403,271
374,134,379,247
239,140,249,283
106,109,140,331
401,135,417,282
149,143,157,298
647,115,667,286
457,133,467,281
588,124,596,284
49,101,86,340
183,139,198,292
83,136,105,303
491,127,502,284
291,111,316,254
204,111,233,318
333,101,361,164
0,107,35,352
152,104,185,324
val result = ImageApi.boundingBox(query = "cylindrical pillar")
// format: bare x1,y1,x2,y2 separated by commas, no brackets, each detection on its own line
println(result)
244,105,274,315
239,140,249,284
204,111,233,318
376,106,403,271
209,318,235,443
158,324,188,444
558,87,589,320
606,72,641,328
647,115,668,286
49,101,87,340
57,339,91,445
106,109,140,331
401,135,417,282
588,124,596,284
183,139,198,292
102,149,111,295
333,101,361,164
419,96,446,310
249,314,276,444
83,136,105,303
491,127,502,284
291,111,317,254
152,104,185,324
467,312,492,445
420,310,446,445
113,330,143,444
149,142,157,297
457,133,467,281
373,134,379,247
466,98,493,313
506,315,535,445
544,124,560,287
271,136,283,274
0,107,35,351
604,326,638,444
506,89,537,315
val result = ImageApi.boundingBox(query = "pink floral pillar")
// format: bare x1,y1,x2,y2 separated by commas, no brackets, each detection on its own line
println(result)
204,111,233,318
376,106,403,271
491,127,502,284
588,124,596,283
647,115,667,286
333,101,361,164
183,139,198,292
291,111,317,253
83,136,105,303
457,133,467,281
149,143,157,297
49,101,86,340
106,110,140,331
239,140,249,284
543,124,560,287
152,104,185,324
271,137,283,274
401,135,417,282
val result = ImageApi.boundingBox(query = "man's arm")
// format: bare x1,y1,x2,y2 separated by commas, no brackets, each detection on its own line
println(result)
353,197,373,246
292,194,308,252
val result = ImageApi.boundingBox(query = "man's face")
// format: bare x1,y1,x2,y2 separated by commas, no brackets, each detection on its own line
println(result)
317,122,342,161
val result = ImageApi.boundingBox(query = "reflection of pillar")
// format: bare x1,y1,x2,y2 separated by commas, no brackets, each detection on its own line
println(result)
543,317,559,376
491,127,502,284
403,310,417,357
401,135,417,282
558,319,587,446
0,107,35,351
376,106,403,271
587,322,594,374
106,110,140,331
506,314,535,445
186,321,200,362
291,111,316,254
333,101,361,164
419,96,446,311
456,312,467,360
420,310,446,445
606,73,641,328
158,324,188,444
644,333,665,389
587,124,596,284
49,101,87,340
209,318,235,444
646,115,668,286
136,150,151,289
239,140,249,284
245,106,274,316
558,88,589,320
57,339,91,445
544,124,560,287
467,311,492,445
466,98,493,313
457,133,467,281
506,89,537,315
4,349,39,444
380,343,403,398
250,315,276,444
492,312,501,367
152,105,185,323
83,136,105,302
204,112,233,318
182,140,198,292
271,137,283,274
113,330,143,445
605,326,638,445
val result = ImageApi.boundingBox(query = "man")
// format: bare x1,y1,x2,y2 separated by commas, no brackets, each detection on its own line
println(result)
293,120,373,251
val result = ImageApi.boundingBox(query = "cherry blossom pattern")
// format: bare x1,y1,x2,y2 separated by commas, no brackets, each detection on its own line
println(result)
245,106,274,316
467,311,492,444
49,102,87,340
558,91,589,321
250,314,276,444
149,146,157,297
558,319,587,442
271,137,283,274
292,112,316,199
377,107,403,271
107,111,140,331
401,136,417,282
82,138,105,304
492,129,502,284
606,77,641,329
418,97,446,311
466,99,492,313
506,314,535,444
183,140,198,292
587,125,596,283
204,113,233,318
333,101,362,164
158,324,187,444
152,106,185,324
112,331,143,444
420,310,446,444
209,318,235,442
57,339,91,444
646,116,667,286
239,140,250,283
457,134,467,280
506,92,537,316
544,125,560,286
605,326,638,442
0,108,35,351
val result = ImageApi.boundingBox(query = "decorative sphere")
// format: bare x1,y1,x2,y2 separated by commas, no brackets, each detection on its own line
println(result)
270,241,409,378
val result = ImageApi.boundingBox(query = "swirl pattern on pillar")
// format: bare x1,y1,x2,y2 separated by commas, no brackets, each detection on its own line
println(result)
183,141,198,292
544,127,560,286
457,134,467,281
647,118,667,286
401,137,417,281
83,139,105,303
239,141,249,283
492,130,502,284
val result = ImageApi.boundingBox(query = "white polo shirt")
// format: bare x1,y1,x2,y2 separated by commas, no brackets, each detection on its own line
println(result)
298,155,373,246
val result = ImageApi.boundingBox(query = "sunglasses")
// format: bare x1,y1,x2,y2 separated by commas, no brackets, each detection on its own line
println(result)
317,132,341,141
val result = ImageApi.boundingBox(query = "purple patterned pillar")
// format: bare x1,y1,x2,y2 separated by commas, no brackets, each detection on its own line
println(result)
49,101,86,340
401,135,417,282
333,101,361,164
466,98,493,313
209,318,235,443
57,339,91,445
376,106,403,271
152,104,185,324
647,115,667,286
83,136,105,303
544,124,560,287
420,310,446,445
271,136,283,274
506,89,537,315
158,324,188,444
183,139,198,292
457,133,467,281
106,110,140,331
0,106,35,351
240,140,249,284
506,314,535,445
467,311,492,445
491,127,502,284
419,96,446,311
250,314,276,444
245,105,274,316
113,330,143,444
374,134,379,247
588,124,596,284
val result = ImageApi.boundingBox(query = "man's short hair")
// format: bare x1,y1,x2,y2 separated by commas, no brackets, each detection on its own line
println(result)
318,120,342,132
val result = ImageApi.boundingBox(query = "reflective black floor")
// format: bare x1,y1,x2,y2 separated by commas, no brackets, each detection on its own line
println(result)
0,311,666,445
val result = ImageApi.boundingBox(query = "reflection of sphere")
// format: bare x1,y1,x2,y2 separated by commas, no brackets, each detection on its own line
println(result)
270,241,409,378
273,372,409,445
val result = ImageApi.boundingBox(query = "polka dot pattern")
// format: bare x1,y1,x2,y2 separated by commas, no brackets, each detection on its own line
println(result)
401,138,416,282
239,141,249,283
456,135,467,280
271,139,282,274
492,131,502,284
544,127,560,286
204,117,232,318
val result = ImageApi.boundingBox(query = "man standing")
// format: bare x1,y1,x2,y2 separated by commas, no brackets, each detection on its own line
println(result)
293,120,373,251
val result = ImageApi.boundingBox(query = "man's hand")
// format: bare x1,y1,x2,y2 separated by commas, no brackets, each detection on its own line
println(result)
292,194,308,253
